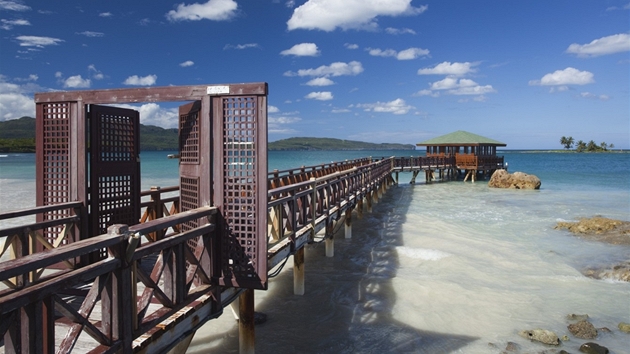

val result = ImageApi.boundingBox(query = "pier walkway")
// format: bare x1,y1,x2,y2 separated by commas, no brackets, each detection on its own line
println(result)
0,155,487,354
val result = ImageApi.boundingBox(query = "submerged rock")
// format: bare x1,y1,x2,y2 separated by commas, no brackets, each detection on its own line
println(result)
583,261,630,282
619,322,630,333
567,313,589,321
488,169,541,189
568,320,598,339
554,217,630,245
518,328,560,345
579,342,609,354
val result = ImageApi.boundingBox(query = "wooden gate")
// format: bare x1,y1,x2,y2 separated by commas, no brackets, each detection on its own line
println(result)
88,105,141,244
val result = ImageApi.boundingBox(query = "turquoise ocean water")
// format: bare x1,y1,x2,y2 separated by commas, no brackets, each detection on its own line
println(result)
1,151,629,353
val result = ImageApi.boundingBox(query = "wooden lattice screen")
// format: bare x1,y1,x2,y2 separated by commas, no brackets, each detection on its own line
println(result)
214,95,268,289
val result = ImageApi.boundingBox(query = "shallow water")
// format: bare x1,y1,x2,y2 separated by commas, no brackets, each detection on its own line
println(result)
1,151,629,353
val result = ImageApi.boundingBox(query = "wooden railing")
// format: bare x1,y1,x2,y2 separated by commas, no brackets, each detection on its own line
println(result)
266,157,393,269
0,206,220,353
139,186,180,241
0,202,88,281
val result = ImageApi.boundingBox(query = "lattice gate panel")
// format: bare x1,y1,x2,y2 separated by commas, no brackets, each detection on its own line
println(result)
88,105,140,246
36,103,75,252
178,101,205,256
215,95,267,289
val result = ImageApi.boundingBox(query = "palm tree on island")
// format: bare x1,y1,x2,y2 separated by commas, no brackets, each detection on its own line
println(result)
560,136,574,150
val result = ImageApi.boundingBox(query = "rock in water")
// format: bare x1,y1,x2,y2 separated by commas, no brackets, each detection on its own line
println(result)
579,342,609,354
568,320,598,339
518,329,560,345
488,169,541,189
619,322,630,333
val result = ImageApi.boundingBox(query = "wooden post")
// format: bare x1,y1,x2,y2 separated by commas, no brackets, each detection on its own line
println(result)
345,209,352,239
357,198,364,219
366,193,373,213
325,220,334,257
239,289,255,354
293,247,305,295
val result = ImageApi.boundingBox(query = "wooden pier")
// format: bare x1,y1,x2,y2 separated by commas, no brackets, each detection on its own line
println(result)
0,83,505,353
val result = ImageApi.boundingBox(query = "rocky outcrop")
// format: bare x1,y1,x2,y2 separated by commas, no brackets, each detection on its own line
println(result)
488,169,541,189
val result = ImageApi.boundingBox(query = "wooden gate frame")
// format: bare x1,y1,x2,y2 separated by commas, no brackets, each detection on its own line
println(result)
34,83,268,289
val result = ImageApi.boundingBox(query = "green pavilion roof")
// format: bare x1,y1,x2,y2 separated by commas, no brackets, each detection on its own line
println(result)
416,130,506,146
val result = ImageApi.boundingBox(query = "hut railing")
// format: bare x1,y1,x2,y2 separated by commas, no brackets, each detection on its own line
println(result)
0,206,220,353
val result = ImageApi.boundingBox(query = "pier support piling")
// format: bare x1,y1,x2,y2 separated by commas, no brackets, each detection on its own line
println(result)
325,220,334,257
345,209,352,239
239,289,255,354
293,247,305,295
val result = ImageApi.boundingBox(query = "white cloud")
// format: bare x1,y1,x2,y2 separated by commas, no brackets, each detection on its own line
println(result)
224,43,260,50
268,105,280,113
166,0,238,22
123,74,157,86
367,48,394,57
420,77,495,97
88,65,104,80
580,92,610,101
0,1,30,11
285,1,295,8
448,85,495,95
114,103,179,128
345,43,359,50
396,47,429,60
417,61,478,76
269,116,301,124
358,98,414,115
285,61,364,77
180,60,194,67
280,42,320,56
305,91,333,100
430,77,476,90
1,18,30,30
99,12,112,17
0,77,36,120
413,89,439,97
268,107,302,134
287,0,427,31
306,77,335,86
385,27,416,35
63,75,91,88
331,108,351,113
529,67,594,86
76,31,104,37
566,33,630,57
16,35,63,48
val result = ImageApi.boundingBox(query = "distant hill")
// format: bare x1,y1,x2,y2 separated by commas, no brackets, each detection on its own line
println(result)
1,118,415,152
0,117,178,152
269,137,415,150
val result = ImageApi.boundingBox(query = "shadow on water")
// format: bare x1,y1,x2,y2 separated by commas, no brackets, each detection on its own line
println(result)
188,183,478,353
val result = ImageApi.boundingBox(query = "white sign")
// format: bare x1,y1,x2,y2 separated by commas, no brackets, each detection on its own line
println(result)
207,85,230,95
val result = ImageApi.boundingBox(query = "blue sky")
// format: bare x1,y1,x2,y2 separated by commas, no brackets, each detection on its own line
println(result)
1,0,628,149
